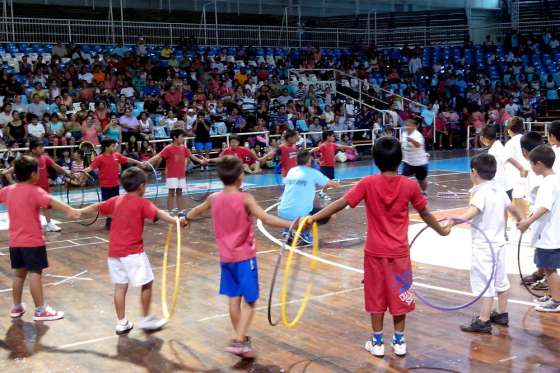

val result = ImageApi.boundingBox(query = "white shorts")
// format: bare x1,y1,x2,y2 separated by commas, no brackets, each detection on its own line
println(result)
166,177,187,190
108,252,154,287
470,245,510,297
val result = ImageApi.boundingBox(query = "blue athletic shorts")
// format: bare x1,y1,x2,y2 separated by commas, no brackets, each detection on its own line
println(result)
534,248,560,269
219,258,259,303
194,142,212,151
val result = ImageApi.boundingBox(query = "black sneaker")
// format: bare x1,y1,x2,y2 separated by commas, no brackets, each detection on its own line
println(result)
460,317,492,334
532,279,549,291
521,271,544,285
489,311,509,326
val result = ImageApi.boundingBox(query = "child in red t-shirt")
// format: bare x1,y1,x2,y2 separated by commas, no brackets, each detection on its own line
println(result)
80,167,187,334
310,130,354,200
259,130,299,177
83,137,144,230
0,156,80,321
5,139,73,232
217,135,260,174
146,129,207,212
307,137,450,358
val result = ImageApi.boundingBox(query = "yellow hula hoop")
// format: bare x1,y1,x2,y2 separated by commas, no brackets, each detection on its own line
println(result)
161,218,181,319
280,216,319,329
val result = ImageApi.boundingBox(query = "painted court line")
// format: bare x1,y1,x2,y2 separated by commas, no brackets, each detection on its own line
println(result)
0,270,90,293
257,202,536,309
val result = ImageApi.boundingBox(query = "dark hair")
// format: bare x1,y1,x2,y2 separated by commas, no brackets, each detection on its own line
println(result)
529,144,555,168
520,131,544,153
170,128,185,140
121,167,147,192
216,156,243,185
101,137,116,152
322,130,334,141
480,125,497,141
74,148,85,159
284,129,297,141
14,155,38,182
549,120,560,142
405,118,418,127
471,153,497,180
373,137,402,172
29,138,43,151
297,149,312,165
229,135,241,144
508,116,524,134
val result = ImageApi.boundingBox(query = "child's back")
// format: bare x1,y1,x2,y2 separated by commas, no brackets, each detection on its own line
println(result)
210,191,255,263
346,174,425,257
470,180,510,247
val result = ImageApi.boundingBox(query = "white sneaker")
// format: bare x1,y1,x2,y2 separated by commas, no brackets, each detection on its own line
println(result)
392,341,407,356
534,295,551,306
319,192,331,200
33,306,64,321
45,222,62,232
535,300,560,313
364,340,384,357
115,319,134,335
138,315,168,331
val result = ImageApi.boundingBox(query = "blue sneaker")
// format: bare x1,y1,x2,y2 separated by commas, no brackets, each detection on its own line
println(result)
281,228,289,237
299,230,313,245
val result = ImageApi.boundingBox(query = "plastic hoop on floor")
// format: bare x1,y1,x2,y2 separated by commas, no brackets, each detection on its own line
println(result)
517,232,545,298
65,171,100,227
409,217,496,311
143,162,160,203
280,216,319,328
161,218,181,319
267,219,299,326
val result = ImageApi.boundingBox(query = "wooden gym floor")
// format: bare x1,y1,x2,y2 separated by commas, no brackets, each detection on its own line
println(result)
0,156,559,373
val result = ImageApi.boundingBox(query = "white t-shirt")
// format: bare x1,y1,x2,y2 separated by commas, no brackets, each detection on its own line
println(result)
531,174,560,249
553,145,560,175
504,134,530,197
78,72,94,84
401,129,428,166
470,181,511,247
28,122,46,138
488,140,513,192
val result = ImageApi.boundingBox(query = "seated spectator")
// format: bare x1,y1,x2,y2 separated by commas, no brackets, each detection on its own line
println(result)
138,111,154,140
27,115,46,144
47,113,67,146
103,114,122,144
118,107,140,141
81,114,101,145
0,103,13,128
5,113,28,147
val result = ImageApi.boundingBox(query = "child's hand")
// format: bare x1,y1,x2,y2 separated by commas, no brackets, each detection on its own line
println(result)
68,208,81,220
179,217,189,228
439,219,453,236
520,169,528,178
517,219,531,233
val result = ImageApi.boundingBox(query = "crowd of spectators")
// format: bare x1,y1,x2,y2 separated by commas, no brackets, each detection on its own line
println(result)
0,29,558,170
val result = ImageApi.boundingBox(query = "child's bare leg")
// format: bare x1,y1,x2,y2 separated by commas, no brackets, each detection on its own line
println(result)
114,283,128,320
393,314,405,333
242,164,253,174
176,189,184,211
235,299,255,341
418,179,427,192
479,297,494,322
12,268,27,305
167,189,175,211
371,313,384,332
497,290,508,314
545,269,560,300
43,208,51,223
229,297,242,335
28,271,44,308
140,281,153,317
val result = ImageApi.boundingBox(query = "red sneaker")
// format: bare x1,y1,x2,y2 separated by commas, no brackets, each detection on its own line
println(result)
33,306,64,321
10,304,26,318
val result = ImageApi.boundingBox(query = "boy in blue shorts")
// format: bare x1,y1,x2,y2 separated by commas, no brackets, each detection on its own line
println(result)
278,149,339,244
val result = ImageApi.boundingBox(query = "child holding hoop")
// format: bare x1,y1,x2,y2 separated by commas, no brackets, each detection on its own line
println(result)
306,137,450,357
186,156,293,358
79,167,187,334
451,153,522,333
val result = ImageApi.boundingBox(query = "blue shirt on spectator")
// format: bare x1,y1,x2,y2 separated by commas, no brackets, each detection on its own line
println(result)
143,85,160,97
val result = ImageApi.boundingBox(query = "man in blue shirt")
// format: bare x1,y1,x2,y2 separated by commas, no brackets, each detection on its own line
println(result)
143,79,161,97
278,149,339,244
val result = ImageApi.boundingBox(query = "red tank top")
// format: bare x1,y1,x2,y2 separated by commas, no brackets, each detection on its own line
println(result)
279,144,297,177
211,192,256,263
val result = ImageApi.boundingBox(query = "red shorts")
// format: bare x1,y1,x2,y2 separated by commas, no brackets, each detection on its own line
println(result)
364,255,415,315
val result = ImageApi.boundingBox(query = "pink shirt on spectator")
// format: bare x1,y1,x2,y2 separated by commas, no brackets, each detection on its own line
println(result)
211,191,256,263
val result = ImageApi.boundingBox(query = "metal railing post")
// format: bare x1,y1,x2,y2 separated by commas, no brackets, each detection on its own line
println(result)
67,19,72,43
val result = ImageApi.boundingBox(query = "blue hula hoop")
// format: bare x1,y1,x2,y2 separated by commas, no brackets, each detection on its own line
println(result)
409,217,497,312
143,162,160,202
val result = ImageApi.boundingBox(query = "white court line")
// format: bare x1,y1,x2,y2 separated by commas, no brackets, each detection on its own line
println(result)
0,236,106,251
66,240,80,245
0,270,89,293
257,202,536,308
45,273,93,281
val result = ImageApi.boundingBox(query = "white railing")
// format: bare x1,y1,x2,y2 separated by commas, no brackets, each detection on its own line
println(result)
0,17,559,49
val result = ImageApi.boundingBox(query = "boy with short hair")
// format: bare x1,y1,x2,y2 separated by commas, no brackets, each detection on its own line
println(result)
218,135,261,174
278,149,339,244
480,126,512,198
186,156,294,358
310,130,353,200
504,117,529,211
453,154,522,333
1,156,80,321
401,119,429,193
517,145,560,312
306,137,450,357
259,130,299,177
146,128,207,212
80,167,186,334
547,120,560,174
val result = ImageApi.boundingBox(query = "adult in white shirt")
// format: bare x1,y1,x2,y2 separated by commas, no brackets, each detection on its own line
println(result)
0,103,13,128
401,118,429,192
78,66,94,84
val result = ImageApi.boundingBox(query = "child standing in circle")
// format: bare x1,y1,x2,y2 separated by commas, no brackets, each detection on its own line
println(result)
83,137,144,230
186,156,293,358
306,137,450,357
79,167,187,334
401,119,429,194
146,129,207,213
259,130,299,178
